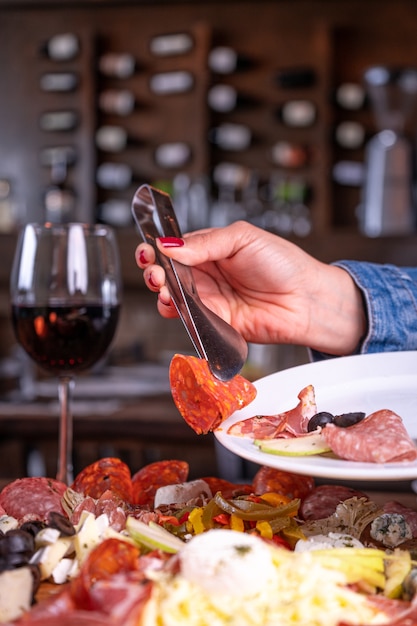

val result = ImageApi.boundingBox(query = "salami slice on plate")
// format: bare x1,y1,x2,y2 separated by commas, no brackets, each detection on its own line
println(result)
227,384,317,439
322,409,417,463
169,354,257,434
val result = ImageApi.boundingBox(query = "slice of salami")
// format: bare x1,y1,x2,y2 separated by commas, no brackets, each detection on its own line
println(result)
131,459,189,506
169,354,257,434
252,466,315,500
0,477,67,521
322,409,417,463
300,484,368,520
71,457,133,502
227,384,317,439
200,476,253,499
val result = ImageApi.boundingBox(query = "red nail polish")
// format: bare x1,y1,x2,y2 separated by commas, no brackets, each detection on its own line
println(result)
159,237,184,248
138,250,148,265
148,272,159,289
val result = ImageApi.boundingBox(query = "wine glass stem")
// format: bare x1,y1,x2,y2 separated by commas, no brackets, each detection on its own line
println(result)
57,375,74,485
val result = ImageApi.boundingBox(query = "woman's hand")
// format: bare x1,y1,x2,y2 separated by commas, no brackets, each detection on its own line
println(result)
135,221,366,356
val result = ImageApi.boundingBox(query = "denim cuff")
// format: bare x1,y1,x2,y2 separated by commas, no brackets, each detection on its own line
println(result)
310,260,417,361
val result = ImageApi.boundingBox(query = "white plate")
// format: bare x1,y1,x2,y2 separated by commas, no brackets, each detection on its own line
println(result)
215,351,417,481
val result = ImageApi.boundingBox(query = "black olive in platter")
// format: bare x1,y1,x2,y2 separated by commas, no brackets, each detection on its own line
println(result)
333,412,366,428
0,529,35,556
19,520,46,537
307,411,334,432
47,511,76,536
28,564,41,599
2,551,32,569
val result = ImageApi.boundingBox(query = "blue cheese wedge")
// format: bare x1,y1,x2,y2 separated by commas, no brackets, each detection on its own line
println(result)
370,513,412,548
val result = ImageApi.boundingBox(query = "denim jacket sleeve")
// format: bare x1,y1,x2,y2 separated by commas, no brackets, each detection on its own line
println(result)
310,260,417,361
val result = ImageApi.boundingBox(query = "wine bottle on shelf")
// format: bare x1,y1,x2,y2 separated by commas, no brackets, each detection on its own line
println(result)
212,162,251,189
98,53,136,79
271,141,309,168
97,198,132,227
208,84,259,113
149,70,194,95
332,160,364,187
40,33,80,61
98,89,136,116
154,142,191,169
208,46,253,74
335,83,366,110
44,158,76,223
39,72,79,92
39,110,79,132
277,100,317,127
96,162,139,190
335,121,365,149
95,126,145,153
149,32,194,57
275,67,316,89
208,122,252,151
39,145,77,168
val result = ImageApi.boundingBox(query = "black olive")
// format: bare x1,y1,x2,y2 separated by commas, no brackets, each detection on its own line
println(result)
333,411,366,428
307,411,334,432
3,551,32,568
19,520,46,537
47,511,75,536
0,529,35,555
28,564,41,601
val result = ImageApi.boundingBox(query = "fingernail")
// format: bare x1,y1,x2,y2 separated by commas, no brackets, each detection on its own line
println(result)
159,237,184,248
148,272,159,289
138,249,148,265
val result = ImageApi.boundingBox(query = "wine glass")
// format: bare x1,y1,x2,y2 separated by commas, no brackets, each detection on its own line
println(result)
10,223,122,485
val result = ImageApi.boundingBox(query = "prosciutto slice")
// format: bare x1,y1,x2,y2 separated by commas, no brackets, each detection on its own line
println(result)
227,384,317,439
322,409,417,463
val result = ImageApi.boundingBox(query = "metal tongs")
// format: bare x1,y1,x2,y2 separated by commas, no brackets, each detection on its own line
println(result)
131,184,248,381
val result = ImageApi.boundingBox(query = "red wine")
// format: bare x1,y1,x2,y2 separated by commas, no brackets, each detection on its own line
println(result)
12,304,120,375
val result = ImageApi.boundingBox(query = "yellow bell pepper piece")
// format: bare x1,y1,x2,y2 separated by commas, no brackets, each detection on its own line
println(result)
188,507,205,534
230,514,245,532
259,492,291,507
256,520,273,539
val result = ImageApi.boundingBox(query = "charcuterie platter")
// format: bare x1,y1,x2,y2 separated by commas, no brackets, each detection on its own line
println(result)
215,351,417,481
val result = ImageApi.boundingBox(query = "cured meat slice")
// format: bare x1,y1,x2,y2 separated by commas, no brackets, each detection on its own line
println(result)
322,409,417,463
227,384,317,439
300,484,368,521
169,354,257,434
0,477,67,521
383,501,417,537
131,459,189,506
253,466,315,500
71,457,133,502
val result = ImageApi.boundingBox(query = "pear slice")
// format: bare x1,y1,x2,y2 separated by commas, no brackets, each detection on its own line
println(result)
126,516,184,554
255,431,332,456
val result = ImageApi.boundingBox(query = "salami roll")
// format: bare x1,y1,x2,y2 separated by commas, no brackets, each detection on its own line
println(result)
252,466,315,500
71,457,133,502
0,477,67,521
131,459,189,506
300,484,368,521
322,409,417,463
169,354,257,434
